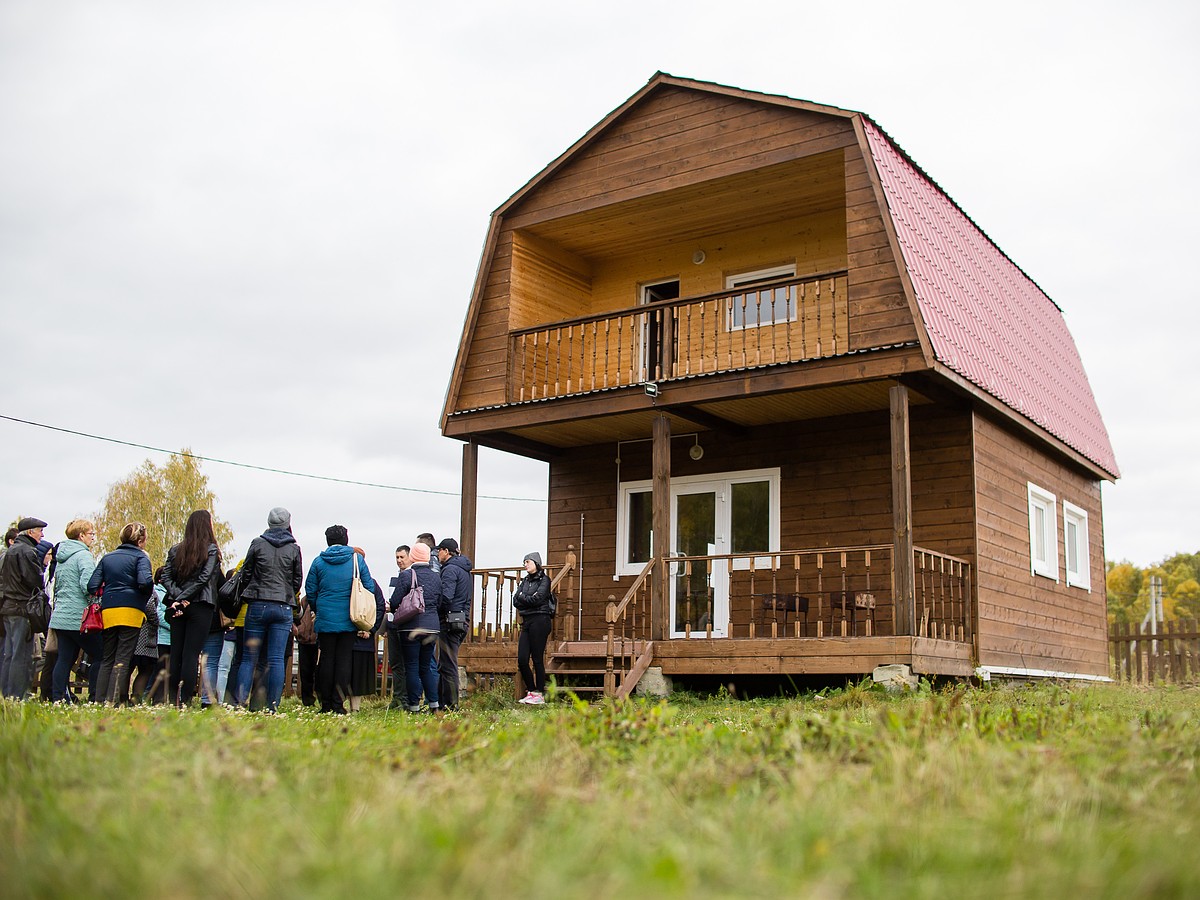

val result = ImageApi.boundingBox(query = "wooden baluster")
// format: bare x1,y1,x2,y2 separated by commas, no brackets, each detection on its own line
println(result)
698,298,706,374
799,281,807,358
740,294,748,368
603,319,611,389
815,553,824,636
864,549,872,636
839,551,848,636
816,278,823,358
831,277,840,356
684,302,692,376
591,321,598,391
754,288,763,366
565,324,573,395
518,334,527,402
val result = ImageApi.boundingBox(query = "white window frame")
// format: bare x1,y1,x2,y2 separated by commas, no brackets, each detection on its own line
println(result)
615,467,781,576
1062,501,1091,591
1027,482,1058,581
726,264,796,331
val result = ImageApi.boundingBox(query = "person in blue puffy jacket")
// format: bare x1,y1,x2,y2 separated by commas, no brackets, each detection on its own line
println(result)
304,525,374,715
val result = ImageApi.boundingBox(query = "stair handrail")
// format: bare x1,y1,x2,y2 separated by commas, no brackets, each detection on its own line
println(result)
549,547,577,642
605,557,656,696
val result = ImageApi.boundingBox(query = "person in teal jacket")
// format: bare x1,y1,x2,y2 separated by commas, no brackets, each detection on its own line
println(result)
48,519,100,702
304,525,374,714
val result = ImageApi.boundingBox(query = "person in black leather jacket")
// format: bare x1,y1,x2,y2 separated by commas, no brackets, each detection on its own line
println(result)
235,507,303,711
0,517,49,699
513,551,553,705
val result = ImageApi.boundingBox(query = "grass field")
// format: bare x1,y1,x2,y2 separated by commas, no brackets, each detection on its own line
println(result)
2,680,1198,899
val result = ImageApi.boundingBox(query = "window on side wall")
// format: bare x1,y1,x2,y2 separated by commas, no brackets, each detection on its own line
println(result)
1027,483,1058,580
1063,501,1090,590
728,265,796,330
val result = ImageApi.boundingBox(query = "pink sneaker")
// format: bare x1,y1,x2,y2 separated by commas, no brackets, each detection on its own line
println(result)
518,691,543,705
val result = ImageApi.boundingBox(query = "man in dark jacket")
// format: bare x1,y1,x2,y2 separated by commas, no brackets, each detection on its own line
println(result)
0,517,48,699
435,538,472,711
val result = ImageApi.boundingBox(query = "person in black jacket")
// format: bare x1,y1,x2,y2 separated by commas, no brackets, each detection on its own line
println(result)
0,517,48,699
234,507,303,712
435,538,472,711
514,552,554,705
162,510,222,708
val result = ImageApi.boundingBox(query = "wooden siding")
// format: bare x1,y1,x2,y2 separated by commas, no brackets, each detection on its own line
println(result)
845,145,920,352
547,405,975,640
972,412,1108,676
506,88,856,228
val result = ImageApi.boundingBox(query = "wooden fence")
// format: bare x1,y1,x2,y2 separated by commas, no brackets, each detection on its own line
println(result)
1109,619,1200,684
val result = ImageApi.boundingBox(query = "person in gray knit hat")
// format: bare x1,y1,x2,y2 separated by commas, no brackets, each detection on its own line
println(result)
234,507,302,711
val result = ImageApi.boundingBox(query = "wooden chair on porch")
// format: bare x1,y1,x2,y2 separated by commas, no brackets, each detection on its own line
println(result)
828,590,877,636
754,593,811,636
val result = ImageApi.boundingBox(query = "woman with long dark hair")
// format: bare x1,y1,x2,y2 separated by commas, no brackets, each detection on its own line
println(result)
162,510,222,707
87,522,154,705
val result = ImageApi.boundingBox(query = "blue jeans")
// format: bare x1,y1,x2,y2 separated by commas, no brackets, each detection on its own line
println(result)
199,630,224,706
401,630,439,710
237,602,293,711
0,615,33,699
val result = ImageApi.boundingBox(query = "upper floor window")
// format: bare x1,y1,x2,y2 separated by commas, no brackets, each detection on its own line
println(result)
1063,501,1091,590
1027,483,1058,580
728,265,796,330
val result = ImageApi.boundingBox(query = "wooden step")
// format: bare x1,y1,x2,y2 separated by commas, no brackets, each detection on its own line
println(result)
547,667,607,675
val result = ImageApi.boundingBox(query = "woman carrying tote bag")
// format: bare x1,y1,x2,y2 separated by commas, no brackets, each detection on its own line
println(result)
304,525,374,715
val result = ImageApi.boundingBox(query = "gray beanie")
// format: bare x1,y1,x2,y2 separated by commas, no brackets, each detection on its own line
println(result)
267,507,291,530
524,551,543,570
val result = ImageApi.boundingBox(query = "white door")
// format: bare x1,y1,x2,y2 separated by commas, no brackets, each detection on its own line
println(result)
670,482,728,637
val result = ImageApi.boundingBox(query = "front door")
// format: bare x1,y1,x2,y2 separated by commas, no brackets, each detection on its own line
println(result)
671,482,728,637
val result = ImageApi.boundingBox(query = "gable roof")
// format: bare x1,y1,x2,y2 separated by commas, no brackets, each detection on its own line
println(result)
447,73,1118,479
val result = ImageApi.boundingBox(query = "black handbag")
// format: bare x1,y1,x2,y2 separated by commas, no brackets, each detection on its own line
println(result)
23,588,52,636
217,568,245,619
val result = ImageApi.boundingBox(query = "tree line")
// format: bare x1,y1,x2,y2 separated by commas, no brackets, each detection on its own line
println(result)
1106,552,1200,625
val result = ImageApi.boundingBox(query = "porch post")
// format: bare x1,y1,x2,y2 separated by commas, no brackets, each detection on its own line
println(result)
890,385,915,635
460,440,479,560
651,413,671,641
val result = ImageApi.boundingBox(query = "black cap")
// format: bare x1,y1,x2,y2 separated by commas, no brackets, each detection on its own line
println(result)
435,538,459,554
17,517,47,531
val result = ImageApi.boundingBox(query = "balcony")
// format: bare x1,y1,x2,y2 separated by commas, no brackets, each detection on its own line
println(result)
508,270,849,404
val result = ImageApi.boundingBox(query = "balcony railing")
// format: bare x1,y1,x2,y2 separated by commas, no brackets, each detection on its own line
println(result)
508,270,849,403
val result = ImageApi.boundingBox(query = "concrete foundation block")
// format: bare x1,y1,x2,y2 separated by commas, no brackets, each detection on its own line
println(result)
872,664,919,691
634,666,672,698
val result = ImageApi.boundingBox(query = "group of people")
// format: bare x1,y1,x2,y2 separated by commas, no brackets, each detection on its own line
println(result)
0,510,556,711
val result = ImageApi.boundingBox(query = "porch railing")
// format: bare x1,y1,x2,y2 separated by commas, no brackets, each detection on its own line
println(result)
508,270,849,403
467,547,577,644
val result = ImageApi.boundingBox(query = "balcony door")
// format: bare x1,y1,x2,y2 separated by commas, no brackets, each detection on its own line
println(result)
640,278,679,382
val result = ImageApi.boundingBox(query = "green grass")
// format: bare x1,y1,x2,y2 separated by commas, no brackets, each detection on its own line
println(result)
2,681,1198,898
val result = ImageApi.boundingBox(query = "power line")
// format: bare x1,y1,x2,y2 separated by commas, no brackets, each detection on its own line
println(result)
0,413,543,503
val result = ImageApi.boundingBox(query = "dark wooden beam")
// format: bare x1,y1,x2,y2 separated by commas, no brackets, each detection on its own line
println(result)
463,432,560,463
890,384,915,636
651,414,671,642
664,403,748,437
460,441,478,562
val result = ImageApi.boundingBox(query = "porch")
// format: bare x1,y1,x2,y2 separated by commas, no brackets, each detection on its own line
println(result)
459,543,975,697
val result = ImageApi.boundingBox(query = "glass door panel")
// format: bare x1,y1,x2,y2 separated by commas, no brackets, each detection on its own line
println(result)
671,487,727,636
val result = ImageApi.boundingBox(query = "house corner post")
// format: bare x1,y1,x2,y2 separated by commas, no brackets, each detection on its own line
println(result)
890,385,915,635
651,414,671,641
461,440,479,561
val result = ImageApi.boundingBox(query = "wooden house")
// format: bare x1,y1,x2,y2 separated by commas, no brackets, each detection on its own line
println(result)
441,73,1119,695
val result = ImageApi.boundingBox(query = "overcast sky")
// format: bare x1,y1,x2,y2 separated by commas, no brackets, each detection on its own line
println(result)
1,0,1195,577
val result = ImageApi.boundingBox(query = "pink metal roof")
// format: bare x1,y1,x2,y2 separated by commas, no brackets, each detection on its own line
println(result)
861,119,1119,479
